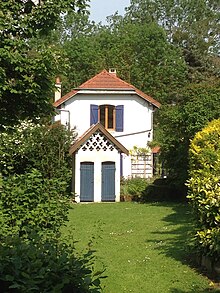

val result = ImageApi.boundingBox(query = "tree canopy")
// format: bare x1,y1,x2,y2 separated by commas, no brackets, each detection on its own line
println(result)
0,0,87,128
47,1,219,189
156,80,220,185
1,0,219,188
126,0,220,81
56,14,188,102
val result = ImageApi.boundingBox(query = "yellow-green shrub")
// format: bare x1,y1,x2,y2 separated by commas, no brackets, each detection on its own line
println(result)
187,119,220,260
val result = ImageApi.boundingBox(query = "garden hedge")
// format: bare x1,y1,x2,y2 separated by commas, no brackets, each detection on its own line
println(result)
187,119,220,260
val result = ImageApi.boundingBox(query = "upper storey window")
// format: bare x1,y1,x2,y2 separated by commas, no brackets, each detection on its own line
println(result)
99,104,115,129
90,104,124,132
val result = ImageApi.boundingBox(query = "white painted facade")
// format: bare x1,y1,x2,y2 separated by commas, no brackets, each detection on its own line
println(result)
55,91,155,178
56,92,153,145
74,148,121,203
54,70,160,202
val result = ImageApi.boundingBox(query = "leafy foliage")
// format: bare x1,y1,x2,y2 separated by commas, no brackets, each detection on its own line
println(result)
59,18,187,102
156,81,220,186
0,2,105,290
140,178,187,203
120,177,149,201
187,119,220,260
0,169,70,238
0,121,75,180
0,0,87,127
126,0,220,81
0,121,104,292
0,234,102,292
0,121,75,238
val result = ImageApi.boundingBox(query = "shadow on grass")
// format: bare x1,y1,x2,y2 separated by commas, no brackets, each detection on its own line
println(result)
145,202,192,262
170,288,220,293
144,202,220,292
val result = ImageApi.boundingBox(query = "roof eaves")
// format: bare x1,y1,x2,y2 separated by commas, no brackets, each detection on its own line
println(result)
134,88,161,108
53,89,78,107
76,87,135,91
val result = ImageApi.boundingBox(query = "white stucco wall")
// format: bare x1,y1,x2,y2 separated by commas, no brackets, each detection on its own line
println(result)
56,92,154,149
55,90,155,179
74,147,122,203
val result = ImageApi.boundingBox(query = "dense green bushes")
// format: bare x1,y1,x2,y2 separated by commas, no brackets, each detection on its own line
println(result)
157,81,220,187
120,177,150,201
0,235,102,293
141,178,187,203
187,119,220,260
120,177,187,202
0,121,103,292
0,170,69,238
0,169,103,292
0,121,75,180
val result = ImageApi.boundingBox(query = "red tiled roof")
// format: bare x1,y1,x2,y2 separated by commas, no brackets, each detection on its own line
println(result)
134,87,161,108
79,69,134,89
53,69,161,108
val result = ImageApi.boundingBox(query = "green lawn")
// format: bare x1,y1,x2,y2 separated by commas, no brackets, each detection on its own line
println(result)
64,202,218,293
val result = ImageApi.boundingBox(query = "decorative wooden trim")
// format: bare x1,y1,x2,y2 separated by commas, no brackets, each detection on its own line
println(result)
69,123,129,155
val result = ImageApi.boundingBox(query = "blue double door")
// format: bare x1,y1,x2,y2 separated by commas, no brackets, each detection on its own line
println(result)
80,162,115,202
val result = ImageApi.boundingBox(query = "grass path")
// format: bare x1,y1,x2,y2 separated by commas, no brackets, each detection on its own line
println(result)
64,202,217,293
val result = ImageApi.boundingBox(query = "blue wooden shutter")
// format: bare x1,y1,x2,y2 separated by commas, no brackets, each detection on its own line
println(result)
115,105,124,132
90,104,98,125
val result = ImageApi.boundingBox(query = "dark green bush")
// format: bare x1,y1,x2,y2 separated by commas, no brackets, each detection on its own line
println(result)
120,177,150,201
0,121,104,291
0,169,69,238
0,121,75,183
0,235,103,292
0,171,104,292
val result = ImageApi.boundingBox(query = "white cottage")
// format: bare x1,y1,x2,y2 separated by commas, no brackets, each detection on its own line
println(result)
53,69,160,202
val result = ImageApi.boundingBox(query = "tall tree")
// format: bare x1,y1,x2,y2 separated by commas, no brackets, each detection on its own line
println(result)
58,14,188,102
124,0,220,188
126,0,220,81
156,80,220,185
0,0,88,128
48,2,219,189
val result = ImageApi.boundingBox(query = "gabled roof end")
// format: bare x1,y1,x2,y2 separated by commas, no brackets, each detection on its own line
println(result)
69,123,129,156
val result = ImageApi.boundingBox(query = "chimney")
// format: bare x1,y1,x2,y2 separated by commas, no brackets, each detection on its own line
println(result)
109,68,117,76
55,76,62,102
